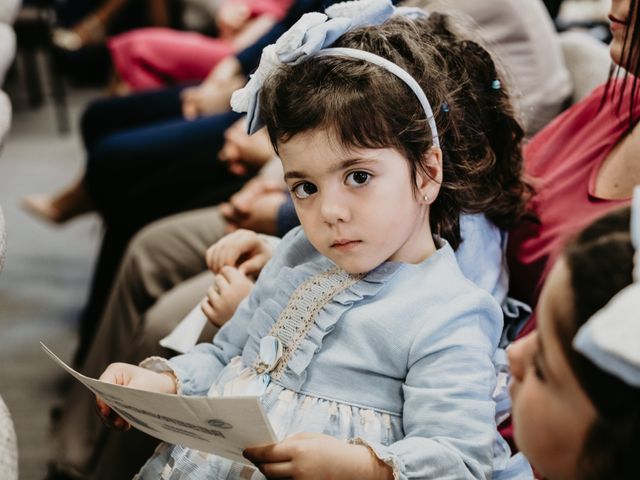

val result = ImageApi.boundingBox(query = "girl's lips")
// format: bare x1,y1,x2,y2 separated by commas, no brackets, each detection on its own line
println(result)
331,240,361,250
608,14,628,29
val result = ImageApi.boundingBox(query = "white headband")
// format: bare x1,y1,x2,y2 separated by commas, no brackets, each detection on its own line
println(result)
230,0,440,148
315,47,440,148
573,186,640,387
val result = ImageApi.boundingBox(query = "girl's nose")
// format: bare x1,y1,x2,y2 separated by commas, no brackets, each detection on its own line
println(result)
319,192,350,225
507,332,537,382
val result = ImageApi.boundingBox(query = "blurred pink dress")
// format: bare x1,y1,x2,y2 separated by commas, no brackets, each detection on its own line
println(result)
108,0,292,90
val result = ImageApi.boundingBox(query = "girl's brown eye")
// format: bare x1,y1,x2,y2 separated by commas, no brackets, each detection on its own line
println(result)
346,171,371,186
293,182,318,199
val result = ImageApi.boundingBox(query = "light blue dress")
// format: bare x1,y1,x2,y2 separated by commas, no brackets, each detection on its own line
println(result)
136,216,531,479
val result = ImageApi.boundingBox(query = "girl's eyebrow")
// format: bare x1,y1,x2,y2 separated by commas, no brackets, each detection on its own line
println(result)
284,158,377,181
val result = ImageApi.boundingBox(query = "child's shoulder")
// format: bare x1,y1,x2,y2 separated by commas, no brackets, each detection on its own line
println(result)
391,241,502,325
419,244,503,347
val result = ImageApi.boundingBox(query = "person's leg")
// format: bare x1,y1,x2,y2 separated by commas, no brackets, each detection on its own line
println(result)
135,270,217,357
74,204,233,365
109,28,234,90
50,208,227,478
72,110,245,361
22,86,188,223
84,110,244,225
80,85,186,151
88,207,226,370
89,272,216,480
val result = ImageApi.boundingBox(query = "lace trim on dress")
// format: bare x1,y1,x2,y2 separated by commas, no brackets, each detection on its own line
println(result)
351,437,401,480
252,266,364,380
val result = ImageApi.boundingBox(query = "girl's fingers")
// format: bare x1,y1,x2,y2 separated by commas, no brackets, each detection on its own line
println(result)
95,400,130,430
206,285,220,304
113,416,131,431
209,237,236,273
214,275,229,296
221,243,245,269
256,461,295,479
244,443,292,464
95,396,111,417
200,297,217,321
239,253,268,276
220,266,247,285
205,244,216,271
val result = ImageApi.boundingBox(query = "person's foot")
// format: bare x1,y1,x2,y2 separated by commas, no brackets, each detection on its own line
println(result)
22,181,93,224
21,195,69,224
52,14,106,52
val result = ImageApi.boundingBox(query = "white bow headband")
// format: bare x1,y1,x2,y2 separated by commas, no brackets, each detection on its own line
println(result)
573,186,640,387
230,0,440,149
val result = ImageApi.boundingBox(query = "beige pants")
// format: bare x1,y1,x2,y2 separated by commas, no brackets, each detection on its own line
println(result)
51,207,226,479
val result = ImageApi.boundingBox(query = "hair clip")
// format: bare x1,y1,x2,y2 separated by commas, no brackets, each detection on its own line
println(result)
491,79,501,91
441,102,450,113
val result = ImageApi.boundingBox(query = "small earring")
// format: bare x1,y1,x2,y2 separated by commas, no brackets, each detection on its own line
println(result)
423,193,430,202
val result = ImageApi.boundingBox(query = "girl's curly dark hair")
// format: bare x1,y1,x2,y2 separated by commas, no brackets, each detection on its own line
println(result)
259,13,532,249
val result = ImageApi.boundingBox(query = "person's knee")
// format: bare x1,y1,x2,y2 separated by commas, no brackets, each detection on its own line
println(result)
134,307,178,360
120,228,164,292
81,98,113,147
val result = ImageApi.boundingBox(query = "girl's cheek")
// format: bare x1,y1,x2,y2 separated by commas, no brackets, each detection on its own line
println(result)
508,376,520,402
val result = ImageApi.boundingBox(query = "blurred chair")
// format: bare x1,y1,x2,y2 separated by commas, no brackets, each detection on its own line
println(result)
0,370,17,480
0,187,17,480
0,5,19,476
0,0,19,86
12,0,70,133
1,0,18,146
559,30,611,104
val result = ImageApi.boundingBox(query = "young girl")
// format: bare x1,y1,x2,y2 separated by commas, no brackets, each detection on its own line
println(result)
508,201,640,480
97,1,533,478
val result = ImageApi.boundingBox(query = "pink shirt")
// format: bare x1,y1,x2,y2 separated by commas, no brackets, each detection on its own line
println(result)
507,81,639,336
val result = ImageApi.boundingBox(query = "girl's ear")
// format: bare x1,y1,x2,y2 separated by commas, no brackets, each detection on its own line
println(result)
416,147,443,204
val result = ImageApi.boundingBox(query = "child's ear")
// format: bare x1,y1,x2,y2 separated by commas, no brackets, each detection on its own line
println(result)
416,147,443,204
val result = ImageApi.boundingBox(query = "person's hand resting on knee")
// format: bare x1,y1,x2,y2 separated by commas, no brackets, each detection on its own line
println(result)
181,57,246,119
219,120,276,176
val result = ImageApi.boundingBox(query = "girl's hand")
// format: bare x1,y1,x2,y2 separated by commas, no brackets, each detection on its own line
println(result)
205,229,274,277
243,432,393,480
201,266,254,327
95,363,178,430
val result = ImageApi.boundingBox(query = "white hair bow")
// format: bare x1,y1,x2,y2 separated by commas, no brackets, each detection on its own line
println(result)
230,0,430,135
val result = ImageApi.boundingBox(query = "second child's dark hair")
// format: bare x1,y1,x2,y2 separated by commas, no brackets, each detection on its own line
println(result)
259,13,531,249
558,207,640,480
